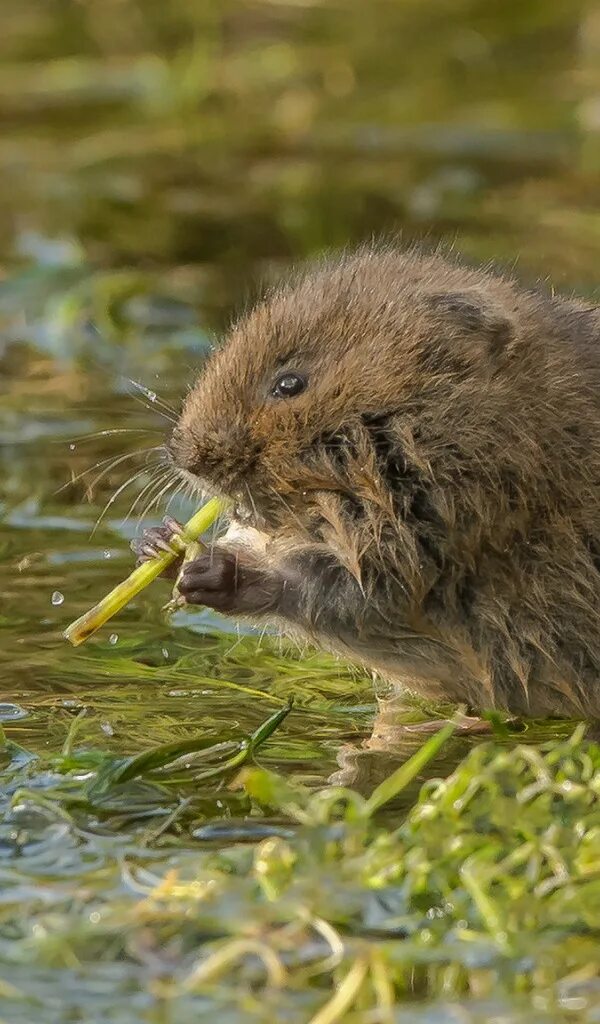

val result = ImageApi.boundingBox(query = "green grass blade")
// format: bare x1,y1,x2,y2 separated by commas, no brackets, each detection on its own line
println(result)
363,721,456,817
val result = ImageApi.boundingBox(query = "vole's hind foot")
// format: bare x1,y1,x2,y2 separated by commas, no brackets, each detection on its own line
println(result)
131,516,184,579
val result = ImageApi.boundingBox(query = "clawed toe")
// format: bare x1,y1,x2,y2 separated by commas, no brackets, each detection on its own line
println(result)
162,515,184,537
131,516,184,573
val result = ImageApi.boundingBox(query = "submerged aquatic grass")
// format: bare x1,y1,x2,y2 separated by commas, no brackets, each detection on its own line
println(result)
0,721,597,1022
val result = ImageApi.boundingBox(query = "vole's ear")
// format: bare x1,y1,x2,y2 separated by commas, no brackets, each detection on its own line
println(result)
423,291,515,359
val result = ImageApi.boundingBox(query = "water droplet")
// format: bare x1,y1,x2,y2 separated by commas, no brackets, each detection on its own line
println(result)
51,591,64,606
147,390,157,402
109,633,118,645
69,443,76,451
162,647,169,659
103,550,111,559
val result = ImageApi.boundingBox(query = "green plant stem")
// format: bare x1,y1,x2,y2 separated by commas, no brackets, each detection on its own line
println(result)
64,496,227,646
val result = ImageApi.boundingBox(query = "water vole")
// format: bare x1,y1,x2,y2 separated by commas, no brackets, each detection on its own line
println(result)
135,246,600,718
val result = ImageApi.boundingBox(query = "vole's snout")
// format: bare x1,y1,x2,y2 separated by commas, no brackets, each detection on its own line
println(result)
168,420,264,496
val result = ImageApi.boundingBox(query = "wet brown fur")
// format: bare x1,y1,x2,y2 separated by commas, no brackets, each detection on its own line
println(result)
169,245,600,717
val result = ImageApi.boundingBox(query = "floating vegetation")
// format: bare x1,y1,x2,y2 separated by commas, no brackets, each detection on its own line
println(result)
0,723,598,1022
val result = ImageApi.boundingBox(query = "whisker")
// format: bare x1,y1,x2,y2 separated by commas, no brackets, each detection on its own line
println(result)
61,428,160,445
90,466,154,538
224,630,245,658
128,391,177,424
128,377,178,415
140,473,181,523
131,474,174,528
256,623,270,653
214,508,228,536
183,476,201,508
165,477,189,516
130,478,170,531
243,482,260,524
127,379,178,423
208,507,229,558
54,447,161,496
135,468,184,526
87,446,165,497
172,466,207,499
121,466,171,526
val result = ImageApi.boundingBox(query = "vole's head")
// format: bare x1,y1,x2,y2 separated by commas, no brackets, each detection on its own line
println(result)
169,247,519,529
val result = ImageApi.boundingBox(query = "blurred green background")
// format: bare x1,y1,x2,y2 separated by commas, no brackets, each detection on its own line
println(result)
1,0,600,300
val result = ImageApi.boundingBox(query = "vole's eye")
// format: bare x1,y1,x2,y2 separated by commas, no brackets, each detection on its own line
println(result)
271,371,307,399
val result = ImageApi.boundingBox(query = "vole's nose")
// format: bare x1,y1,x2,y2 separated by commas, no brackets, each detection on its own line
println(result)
168,423,263,492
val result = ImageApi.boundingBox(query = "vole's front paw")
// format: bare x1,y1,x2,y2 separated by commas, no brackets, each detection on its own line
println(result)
177,549,239,611
131,516,184,579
